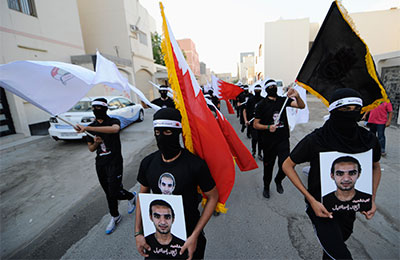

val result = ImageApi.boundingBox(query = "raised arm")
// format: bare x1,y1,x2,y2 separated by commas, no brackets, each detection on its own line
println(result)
282,157,332,218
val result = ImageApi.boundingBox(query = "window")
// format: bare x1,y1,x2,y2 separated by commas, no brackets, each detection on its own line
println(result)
108,99,122,110
118,98,133,107
139,31,148,46
8,0,37,16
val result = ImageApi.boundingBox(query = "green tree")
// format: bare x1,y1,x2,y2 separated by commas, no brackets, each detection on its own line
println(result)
151,32,165,66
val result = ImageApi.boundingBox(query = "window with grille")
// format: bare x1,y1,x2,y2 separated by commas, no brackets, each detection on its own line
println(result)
7,0,37,17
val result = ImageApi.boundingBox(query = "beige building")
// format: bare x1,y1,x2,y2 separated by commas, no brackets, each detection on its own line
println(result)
215,73,234,83
0,0,86,136
76,0,158,101
239,52,255,84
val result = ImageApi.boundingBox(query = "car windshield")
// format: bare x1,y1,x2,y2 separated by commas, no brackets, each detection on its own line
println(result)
67,101,92,112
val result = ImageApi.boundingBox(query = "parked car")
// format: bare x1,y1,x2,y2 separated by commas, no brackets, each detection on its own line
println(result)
48,96,144,141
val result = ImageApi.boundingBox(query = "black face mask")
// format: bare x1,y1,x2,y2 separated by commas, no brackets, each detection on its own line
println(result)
160,91,168,99
93,107,108,120
155,128,182,160
254,91,261,97
266,87,277,97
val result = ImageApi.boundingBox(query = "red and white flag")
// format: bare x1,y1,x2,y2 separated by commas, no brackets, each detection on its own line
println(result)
160,3,237,212
211,74,243,114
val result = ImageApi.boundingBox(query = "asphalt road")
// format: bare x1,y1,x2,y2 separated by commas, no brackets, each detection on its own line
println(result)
1,96,399,259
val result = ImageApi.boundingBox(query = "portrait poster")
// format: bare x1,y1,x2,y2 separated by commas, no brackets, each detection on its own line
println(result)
320,150,372,213
139,193,187,259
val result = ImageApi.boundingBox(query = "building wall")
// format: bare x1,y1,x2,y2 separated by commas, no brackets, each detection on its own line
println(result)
215,73,233,83
1,0,85,136
77,0,156,100
177,38,200,78
264,18,310,86
239,52,255,84
350,8,400,56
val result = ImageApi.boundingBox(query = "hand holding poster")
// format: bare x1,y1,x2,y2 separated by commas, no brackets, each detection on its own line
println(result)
139,193,187,259
320,150,372,213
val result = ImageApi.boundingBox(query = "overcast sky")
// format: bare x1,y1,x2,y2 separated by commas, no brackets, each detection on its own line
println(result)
140,0,399,76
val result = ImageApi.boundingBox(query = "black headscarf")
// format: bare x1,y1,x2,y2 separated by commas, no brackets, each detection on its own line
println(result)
314,88,378,153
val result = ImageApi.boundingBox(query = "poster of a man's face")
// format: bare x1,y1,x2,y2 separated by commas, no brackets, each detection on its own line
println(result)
158,173,176,195
139,193,187,259
320,150,372,213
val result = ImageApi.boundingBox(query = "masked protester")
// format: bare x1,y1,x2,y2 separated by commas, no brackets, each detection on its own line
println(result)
151,85,175,108
282,88,382,259
236,85,251,133
243,85,264,159
135,108,218,260
254,79,305,199
74,98,136,234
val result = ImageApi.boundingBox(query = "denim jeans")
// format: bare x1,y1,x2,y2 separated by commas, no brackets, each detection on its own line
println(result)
369,123,386,153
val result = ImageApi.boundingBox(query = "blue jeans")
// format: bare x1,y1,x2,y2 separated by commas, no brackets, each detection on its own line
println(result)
369,123,386,153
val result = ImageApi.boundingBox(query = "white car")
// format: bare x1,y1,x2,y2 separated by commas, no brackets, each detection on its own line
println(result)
48,96,144,141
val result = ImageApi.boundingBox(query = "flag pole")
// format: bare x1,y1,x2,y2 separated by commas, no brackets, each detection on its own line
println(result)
55,116,95,138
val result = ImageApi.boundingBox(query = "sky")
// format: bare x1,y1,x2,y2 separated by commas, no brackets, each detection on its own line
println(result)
140,0,399,76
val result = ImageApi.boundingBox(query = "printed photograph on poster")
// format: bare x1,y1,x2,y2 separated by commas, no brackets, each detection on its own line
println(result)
320,150,372,213
139,193,187,259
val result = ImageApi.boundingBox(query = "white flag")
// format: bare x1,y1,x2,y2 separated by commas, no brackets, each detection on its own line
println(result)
0,60,95,115
286,84,309,131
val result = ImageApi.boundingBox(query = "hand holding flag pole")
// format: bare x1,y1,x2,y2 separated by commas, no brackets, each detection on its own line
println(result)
55,116,95,138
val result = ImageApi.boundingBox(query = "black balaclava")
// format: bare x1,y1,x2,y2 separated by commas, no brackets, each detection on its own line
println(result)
153,108,182,160
315,88,377,153
92,98,109,120
243,85,249,94
159,85,169,99
254,85,262,97
265,79,278,97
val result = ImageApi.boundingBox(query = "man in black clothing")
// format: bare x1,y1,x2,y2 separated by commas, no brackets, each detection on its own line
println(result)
323,156,371,213
283,88,381,259
243,84,263,160
207,90,220,110
145,199,187,259
236,85,250,133
75,98,136,234
135,108,218,260
151,85,175,108
254,79,305,198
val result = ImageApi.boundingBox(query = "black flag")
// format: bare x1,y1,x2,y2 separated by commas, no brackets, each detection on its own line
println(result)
296,1,389,112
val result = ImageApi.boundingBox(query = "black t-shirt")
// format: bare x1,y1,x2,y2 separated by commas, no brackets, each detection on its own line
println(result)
145,233,187,259
137,149,216,235
254,96,292,141
85,117,122,166
152,97,175,108
323,189,371,213
290,133,380,203
245,94,263,121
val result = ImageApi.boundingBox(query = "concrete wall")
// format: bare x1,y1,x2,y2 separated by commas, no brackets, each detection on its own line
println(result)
264,18,310,86
1,0,85,136
77,0,156,100
350,8,400,56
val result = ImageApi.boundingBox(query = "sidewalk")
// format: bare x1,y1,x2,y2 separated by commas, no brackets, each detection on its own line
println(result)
0,133,48,151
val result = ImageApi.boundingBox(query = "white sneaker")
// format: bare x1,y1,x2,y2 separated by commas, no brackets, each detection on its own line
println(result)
105,215,121,234
128,191,137,214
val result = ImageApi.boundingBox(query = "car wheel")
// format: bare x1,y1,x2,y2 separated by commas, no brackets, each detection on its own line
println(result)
137,109,144,122
51,136,59,141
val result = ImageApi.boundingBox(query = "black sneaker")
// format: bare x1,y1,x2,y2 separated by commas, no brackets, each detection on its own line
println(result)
263,188,270,199
276,182,284,194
